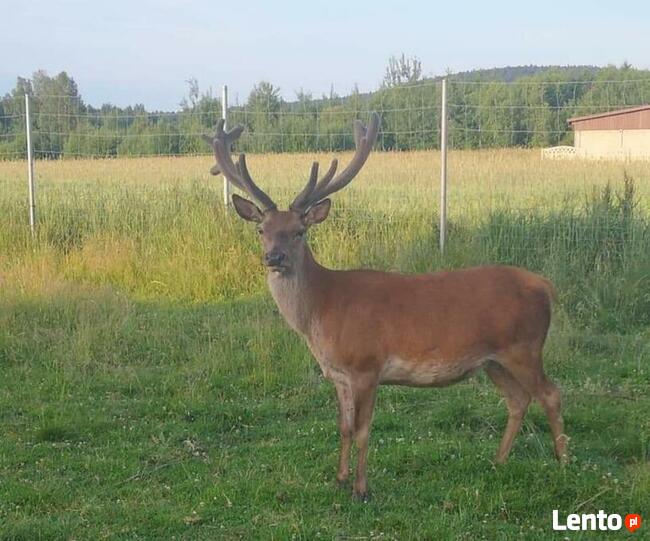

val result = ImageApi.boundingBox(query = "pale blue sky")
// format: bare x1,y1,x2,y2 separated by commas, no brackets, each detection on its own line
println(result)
3,0,649,110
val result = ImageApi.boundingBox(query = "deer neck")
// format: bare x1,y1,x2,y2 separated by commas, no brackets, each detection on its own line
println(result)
266,244,324,337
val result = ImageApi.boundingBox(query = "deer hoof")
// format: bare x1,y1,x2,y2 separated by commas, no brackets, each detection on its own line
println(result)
352,488,371,502
335,478,350,490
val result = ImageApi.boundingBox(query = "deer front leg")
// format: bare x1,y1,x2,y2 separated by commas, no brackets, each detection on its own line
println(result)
334,381,354,487
352,376,378,501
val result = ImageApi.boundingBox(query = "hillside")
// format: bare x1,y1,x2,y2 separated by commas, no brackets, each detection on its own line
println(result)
449,64,602,83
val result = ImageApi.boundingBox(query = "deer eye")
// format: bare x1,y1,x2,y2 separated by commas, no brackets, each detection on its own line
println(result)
294,230,305,239
257,228,264,235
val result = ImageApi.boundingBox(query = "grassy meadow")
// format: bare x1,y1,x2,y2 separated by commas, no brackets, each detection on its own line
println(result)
0,149,649,539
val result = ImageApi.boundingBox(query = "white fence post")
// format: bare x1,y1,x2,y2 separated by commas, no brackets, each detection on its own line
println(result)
221,84,230,207
25,93,36,237
439,78,448,254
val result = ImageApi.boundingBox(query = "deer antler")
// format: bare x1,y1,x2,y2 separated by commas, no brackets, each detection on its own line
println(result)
290,112,380,211
203,120,277,210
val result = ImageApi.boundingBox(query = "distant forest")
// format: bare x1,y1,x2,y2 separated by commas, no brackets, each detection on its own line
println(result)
1,63,649,158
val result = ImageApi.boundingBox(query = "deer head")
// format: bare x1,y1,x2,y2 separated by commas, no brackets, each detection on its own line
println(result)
203,113,380,275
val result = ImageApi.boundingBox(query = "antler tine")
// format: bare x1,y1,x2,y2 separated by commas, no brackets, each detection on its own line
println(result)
290,159,338,210
203,120,246,190
202,133,227,178
203,120,276,210
353,118,367,148
204,150,246,192
289,162,319,210
312,159,339,195
318,112,379,198
294,112,380,209
237,154,277,210
212,136,248,191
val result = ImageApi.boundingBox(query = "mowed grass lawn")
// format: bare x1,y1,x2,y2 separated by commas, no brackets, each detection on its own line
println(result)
1,150,649,539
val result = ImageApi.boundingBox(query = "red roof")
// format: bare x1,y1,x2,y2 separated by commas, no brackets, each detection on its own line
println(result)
568,105,650,124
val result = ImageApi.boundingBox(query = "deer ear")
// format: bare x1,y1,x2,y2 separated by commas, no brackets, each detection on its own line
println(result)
302,199,331,226
232,194,264,223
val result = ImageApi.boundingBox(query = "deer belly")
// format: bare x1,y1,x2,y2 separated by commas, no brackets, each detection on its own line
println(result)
379,355,485,387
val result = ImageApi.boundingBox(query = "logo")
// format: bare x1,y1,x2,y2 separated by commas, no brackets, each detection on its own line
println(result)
553,510,642,532
626,514,642,533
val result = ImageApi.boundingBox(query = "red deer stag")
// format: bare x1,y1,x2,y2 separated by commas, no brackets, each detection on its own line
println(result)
203,113,568,501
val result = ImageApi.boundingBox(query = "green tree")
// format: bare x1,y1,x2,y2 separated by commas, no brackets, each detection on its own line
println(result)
31,70,84,157
245,81,283,152
383,54,423,87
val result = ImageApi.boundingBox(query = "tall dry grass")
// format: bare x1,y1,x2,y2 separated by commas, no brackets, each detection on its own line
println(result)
1,149,649,332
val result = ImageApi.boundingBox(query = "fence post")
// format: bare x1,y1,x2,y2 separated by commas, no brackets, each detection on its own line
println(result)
25,93,36,237
221,84,230,207
439,78,448,254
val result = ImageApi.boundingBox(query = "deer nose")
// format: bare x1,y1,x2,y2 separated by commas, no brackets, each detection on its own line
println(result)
265,252,286,267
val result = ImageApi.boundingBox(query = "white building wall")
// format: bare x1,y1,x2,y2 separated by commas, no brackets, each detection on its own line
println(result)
574,129,650,159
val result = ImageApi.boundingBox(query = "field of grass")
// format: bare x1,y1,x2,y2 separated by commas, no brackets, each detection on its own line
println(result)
1,149,649,539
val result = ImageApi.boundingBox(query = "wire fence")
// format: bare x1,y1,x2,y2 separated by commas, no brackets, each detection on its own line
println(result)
3,77,650,158
1,77,650,264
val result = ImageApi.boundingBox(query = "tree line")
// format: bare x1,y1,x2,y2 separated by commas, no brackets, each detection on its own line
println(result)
1,63,649,159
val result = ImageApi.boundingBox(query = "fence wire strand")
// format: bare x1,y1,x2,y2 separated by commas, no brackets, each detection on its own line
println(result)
1,77,649,259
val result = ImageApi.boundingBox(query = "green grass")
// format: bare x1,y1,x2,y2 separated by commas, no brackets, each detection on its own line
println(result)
1,150,649,539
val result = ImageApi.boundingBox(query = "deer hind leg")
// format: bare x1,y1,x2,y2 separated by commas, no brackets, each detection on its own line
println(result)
351,375,378,501
536,376,568,463
485,360,531,464
334,381,354,487
496,346,568,463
